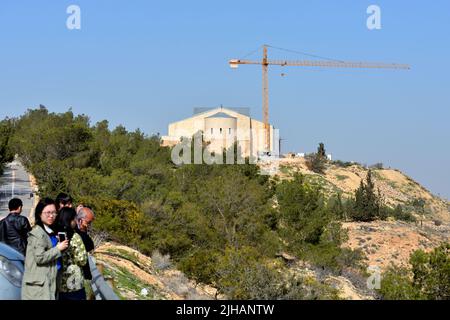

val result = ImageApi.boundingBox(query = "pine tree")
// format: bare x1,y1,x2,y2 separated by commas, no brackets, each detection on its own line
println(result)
305,143,328,174
330,192,346,221
317,143,326,158
351,170,383,221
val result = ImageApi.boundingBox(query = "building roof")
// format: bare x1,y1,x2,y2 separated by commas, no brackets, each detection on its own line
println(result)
206,112,237,119
169,106,269,127
193,107,250,117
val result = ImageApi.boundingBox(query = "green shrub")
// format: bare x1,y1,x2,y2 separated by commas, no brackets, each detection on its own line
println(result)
276,174,330,246
78,196,147,247
305,153,327,174
379,243,450,300
379,267,424,300
410,244,450,299
179,249,220,285
215,246,340,300
332,160,355,168
390,204,416,222
369,163,384,170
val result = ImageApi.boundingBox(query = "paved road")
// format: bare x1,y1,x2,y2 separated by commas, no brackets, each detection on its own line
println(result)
0,161,34,220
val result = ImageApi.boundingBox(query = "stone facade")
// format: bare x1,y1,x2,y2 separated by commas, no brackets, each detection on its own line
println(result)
161,107,275,158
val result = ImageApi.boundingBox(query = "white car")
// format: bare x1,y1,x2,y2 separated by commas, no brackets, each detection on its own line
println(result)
0,242,24,300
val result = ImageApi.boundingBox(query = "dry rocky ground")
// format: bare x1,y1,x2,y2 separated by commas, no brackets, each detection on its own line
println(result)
343,220,449,271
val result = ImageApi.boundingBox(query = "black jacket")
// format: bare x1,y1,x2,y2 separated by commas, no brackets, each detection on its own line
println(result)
3,213,31,256
75,226,94,280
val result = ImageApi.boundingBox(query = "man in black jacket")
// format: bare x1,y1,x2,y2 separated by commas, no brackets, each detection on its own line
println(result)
1,198,31,256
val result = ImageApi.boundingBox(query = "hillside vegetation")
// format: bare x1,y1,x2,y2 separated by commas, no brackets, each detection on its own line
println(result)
271,157,449,222
1,107,448,300
0,119,14,174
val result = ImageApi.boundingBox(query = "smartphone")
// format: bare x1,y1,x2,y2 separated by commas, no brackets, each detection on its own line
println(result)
58,232,67,242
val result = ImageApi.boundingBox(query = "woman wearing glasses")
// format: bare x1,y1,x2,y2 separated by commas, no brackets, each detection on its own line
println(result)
22,198,69,300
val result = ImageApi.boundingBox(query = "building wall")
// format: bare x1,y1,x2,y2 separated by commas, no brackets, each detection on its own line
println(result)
204,117,237,153
161,108,275,157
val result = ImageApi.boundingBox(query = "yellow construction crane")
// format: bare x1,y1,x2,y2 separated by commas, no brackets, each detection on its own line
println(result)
229,44,410,154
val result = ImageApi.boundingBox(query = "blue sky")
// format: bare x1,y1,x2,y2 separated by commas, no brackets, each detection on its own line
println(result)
0,1,449,199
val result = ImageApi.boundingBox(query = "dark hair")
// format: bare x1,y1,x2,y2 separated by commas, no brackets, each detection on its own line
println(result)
9,198,23,211
56,207,77,240
56,192,73,209
34,198,57,230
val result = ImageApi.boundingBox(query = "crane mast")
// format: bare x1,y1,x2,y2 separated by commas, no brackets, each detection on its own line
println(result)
262,45,269,153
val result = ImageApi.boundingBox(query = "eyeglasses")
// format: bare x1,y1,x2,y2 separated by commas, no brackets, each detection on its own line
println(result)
42,211,57,216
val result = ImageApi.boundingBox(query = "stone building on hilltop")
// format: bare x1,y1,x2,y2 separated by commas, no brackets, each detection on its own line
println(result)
161,107,277,158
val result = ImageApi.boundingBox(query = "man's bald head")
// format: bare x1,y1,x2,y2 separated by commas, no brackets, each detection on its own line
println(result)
76,206,95,232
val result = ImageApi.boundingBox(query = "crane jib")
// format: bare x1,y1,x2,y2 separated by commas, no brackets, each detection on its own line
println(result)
229,59,410,69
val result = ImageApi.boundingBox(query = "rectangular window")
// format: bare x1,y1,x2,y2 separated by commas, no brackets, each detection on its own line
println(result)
211,128,213,134
228,128,231,134
220,128,223,134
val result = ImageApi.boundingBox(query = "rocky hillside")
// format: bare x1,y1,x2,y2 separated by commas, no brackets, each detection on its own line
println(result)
343,220,449,271
94,242,375,300
266,157,450,271
271,157,449,222
93,242,220,300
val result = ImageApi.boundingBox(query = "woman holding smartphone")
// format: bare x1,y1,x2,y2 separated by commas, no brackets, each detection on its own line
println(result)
56,207,88,300
22,198,69,300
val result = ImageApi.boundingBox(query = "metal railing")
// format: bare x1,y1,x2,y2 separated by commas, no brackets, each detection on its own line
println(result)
89,256,120,300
